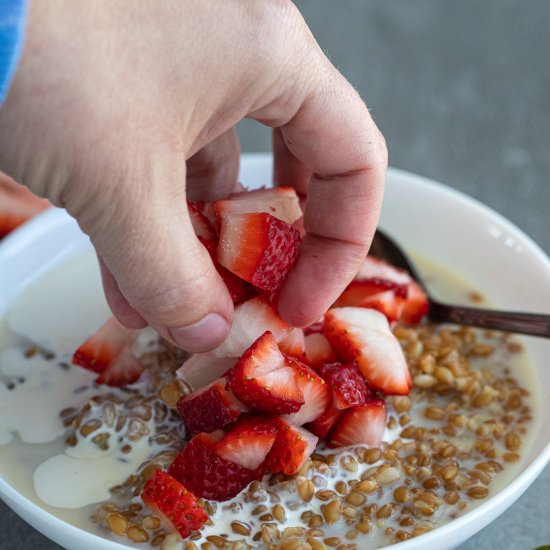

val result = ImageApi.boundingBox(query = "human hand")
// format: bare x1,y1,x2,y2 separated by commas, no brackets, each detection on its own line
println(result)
0,0,387,352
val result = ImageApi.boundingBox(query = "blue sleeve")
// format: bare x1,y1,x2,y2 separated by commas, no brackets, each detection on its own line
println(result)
0,0,28,104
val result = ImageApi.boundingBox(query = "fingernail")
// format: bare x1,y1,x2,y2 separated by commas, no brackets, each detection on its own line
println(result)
168,313,230,353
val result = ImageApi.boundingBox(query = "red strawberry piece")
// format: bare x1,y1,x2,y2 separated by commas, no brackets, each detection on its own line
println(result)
356,256,428,325
324,307,412,396
333,279,407,323
304,332,337,369
303,322,323,336
141,469,208,539
212,295,290,359
226,331,304,414
187,200,216,242
278,328,306,360
318,362,372,410
217,212,301,292
306,405,344,439
328,399,387,448
212,187,302,228
356,256,413,285
177,377,247,436
0,176,50,237
264,418,318,475
95,346,144,387
72,316,143,386
402,280,429,324
176,354,236,391
283,359,330,426
201,236,252,304
216,415,279,469
169,432,262,501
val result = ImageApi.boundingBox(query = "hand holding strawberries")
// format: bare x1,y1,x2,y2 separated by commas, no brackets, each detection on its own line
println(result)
0,0,387,352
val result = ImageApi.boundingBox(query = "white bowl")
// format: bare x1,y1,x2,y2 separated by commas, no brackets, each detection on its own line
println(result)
1,153,549,550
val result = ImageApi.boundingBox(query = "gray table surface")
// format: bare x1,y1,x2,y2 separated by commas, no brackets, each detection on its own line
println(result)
1,1,549,549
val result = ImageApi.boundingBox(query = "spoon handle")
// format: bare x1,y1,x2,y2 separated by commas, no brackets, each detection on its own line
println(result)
428,301,550,337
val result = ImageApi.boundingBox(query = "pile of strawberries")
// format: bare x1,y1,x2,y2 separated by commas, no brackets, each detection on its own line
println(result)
69,186,429,539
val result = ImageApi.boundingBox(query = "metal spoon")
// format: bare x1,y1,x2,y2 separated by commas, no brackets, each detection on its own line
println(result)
370,229,550,338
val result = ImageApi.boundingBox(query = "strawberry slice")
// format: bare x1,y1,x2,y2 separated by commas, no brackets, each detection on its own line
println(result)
216,415,279,469
264,418,318,475
333,279,407,323
324,307,411,396
283,359,330,426
72,316,143,386
402,280,429,324
0,176,50,237
306,405,344,439
176,354,236,391
217,212,301,292
226,331,304,414
318,362,372,409
278,328,306,360
304,332,337,369
187,201,252,304
168,432,262,501
187,200,216,242
212,296,290,359
329,399,387,448
355,256,428,325
95,347,144,386
141,469,208,539
356,256,413,284
212,187,302,227
177,377,247,436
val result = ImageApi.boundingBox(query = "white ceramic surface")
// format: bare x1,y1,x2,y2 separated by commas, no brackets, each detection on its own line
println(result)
1,153,549,550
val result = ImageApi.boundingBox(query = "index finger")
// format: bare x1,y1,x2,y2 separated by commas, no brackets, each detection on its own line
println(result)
274,68,387,327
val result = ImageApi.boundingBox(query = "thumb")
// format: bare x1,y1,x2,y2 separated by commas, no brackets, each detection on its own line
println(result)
86,163,233,353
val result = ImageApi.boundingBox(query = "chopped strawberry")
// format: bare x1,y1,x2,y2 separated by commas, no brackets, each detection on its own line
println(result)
304,332,337,369
169,432,262,501
141,469,207,539
333,279,407,323
306,405,344,439
278,328,306,360
318,362,372,409
201,235,252,304
402,280,429,324
217,212,301,292
176,354,236,391
212,187,302,228
264,418,318,475
212,296,290,359
95,347,144,386
355,256,428,325
177,377,247,436
187,200,216,242
0,176,50,237
356,256,412,285
72,316,143,386
303,322,323,336
329,399,387,448
283,359,330,426
324,307,412,395
226,331,304,414
216,415,279,469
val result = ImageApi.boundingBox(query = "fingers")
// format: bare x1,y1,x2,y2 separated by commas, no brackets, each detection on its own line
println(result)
260,65,387,327
186,128,241,201
97,255,147,329
272,127,311,195
81,159,234,353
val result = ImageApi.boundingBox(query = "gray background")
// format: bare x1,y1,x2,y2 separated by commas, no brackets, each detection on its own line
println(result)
1,1,549,548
